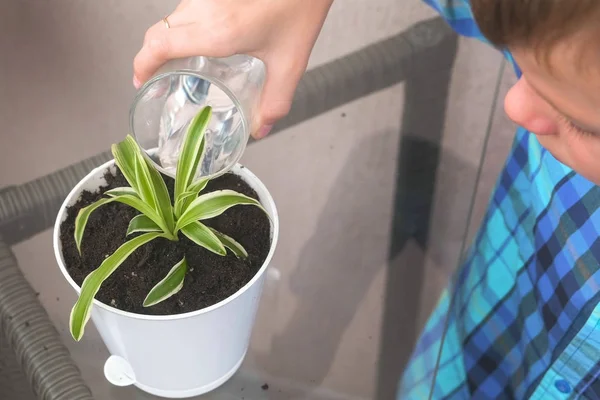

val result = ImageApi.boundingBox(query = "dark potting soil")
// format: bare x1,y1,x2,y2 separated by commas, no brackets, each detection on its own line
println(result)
59,168,271,316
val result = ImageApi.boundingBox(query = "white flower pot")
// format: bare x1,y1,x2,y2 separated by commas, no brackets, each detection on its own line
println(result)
53,159,279,398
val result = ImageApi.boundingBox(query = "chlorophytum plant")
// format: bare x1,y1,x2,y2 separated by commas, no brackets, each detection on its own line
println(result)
70,106,266,341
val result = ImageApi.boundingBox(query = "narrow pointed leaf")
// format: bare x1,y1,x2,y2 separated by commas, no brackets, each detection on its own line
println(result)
69,232,164,341
209,228,248,259
175,178,210,218
114,135,174,235
174,190,198,219
143,257,188,307
127,214,161,235
181,221,227,256
140,150,175,234
176,190,265,231
174,178,209,218
132,143,157,211
175,107,211,200
189,178,209,194
74,197,115,254
105,187,138,198
111,141,139,195
112,194,172,239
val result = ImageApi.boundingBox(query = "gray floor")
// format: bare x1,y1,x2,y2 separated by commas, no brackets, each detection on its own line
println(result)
0,1,517,399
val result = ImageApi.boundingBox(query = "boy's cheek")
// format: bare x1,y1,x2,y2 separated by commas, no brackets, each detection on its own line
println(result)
571,144,600,186
536,133,600,186
535,134,567,164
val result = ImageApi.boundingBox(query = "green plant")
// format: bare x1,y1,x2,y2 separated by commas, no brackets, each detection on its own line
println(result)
70,106,266,341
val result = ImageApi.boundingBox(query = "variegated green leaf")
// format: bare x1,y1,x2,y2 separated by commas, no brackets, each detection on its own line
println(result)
175,107,211,201
111,140,139,195
132,141,157,211
209,228,248,259
174,178,209,218
140,149,175,234
181,221,226,256
112,136,174,235
70,232,164,341
127,214,161,235
174,190,197,219
111,194,174,240
176,190,265,231
105,187,138,198
74,197,115,254
189,178,209,194
143,257,188,307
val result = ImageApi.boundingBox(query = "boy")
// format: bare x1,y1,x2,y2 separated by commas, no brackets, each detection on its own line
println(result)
401,0,600,399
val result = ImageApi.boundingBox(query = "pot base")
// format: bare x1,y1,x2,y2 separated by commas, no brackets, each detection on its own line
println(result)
132,352,246,398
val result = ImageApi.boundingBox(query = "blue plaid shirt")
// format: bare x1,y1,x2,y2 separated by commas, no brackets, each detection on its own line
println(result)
400,1,600,399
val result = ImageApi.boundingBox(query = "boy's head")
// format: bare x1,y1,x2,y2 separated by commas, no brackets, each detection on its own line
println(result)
471,0,600,185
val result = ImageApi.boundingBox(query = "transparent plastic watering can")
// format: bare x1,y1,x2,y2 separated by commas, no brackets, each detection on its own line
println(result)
129,55,266,179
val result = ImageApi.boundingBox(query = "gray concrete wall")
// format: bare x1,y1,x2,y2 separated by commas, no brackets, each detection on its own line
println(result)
0,1,511,399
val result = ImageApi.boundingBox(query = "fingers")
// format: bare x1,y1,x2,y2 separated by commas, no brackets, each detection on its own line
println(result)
133,18,238,87
252,56,307,139
133,24,193,86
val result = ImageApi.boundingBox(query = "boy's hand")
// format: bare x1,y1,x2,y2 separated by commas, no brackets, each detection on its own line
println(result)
133,0,334,139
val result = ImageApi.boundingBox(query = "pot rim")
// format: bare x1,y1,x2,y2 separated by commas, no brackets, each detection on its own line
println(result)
53,159,279,321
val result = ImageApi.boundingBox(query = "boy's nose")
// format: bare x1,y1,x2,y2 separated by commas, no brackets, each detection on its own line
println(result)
504,77,558,136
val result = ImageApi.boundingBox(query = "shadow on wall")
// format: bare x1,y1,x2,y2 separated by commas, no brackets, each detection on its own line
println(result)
377,47,456,400
250,40,485,399
254,129,398,399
